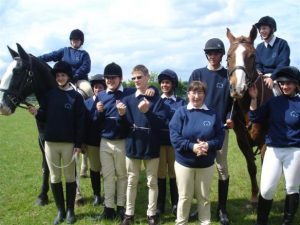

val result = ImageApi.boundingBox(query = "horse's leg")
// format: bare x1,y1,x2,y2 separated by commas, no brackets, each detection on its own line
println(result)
35,135,49,206
234,129,259,204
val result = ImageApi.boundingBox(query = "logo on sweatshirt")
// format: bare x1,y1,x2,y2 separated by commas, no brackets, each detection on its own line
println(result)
290,111,299,118
216,83,224,88
64,103,72,110
203,121,211,126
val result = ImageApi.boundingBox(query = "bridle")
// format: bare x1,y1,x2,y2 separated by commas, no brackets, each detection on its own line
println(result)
227,41,258,90
0,57,35,109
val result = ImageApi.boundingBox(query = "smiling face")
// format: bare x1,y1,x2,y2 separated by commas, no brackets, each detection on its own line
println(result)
160,79,173,96
187,81,206,108
259,25,273,41
105,75,121,91
278,81,297,96
55,72,69,86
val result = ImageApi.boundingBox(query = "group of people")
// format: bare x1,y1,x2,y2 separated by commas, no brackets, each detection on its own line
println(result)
25,14,299,225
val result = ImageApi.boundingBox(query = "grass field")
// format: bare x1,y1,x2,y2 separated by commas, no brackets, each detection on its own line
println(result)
0,109,299,225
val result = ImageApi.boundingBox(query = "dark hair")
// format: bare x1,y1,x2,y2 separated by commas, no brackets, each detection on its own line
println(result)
132,64,149,76
188,81,207,94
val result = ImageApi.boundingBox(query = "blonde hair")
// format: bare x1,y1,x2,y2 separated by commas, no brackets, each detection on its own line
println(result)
132,64,149,76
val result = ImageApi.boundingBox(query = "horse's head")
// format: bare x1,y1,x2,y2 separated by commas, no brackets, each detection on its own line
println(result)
226,25,258,98
0,44,55,115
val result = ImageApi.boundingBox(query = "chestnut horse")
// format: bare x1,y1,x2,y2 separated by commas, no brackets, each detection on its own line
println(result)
226,26,273,204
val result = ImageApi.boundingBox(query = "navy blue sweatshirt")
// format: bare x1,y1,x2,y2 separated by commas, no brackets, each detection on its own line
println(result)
249,94,300,148
84,96,102,146
189,67,232,123
39,47,91,82
36,87,86,148
169,105,225,168
256,37,290,79
122,91,168,159
94,87,135,139
160,96,186,146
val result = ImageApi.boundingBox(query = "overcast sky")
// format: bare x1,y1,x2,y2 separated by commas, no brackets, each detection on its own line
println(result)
0,0,299,81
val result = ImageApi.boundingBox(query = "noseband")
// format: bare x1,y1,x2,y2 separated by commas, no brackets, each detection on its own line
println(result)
0,57,34,109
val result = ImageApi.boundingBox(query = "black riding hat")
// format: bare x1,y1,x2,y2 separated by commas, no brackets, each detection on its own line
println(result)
89,74,106,88
52,61,73,78
255,16,277,32
204,38,225,55
158,69,179,88
104,62,122,78
69,29,84,44
274,66,300,84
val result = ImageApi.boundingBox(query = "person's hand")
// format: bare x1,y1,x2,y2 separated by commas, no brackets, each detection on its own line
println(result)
226,119,234,129
138,97,150,113
116,100,127,116
193,139,208,156
96,101,104,112
263,76,273,89
28,106,37,116
248,84,258,99
144,87,155,97
73,148,81,157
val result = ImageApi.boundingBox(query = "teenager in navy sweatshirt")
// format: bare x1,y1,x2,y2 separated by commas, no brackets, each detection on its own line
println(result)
118,65,167,225
169,81,225,225
189,38,233,225
249,66,300,225
83,74,106,206
255,16,290,90
93,63,156,221
156,69,186,216
28,61,86,225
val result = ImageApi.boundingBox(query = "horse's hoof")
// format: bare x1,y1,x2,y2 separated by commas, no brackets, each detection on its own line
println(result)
35,196,49,206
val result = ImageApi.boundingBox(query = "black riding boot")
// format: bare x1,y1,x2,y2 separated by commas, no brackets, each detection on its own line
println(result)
66,182,77,224
217,178,230,225
36,138,49,206
156,178,166,216
90,170,101,206
169,178,178,216
255,195,273,225
282,193,299,225
51,182,66,225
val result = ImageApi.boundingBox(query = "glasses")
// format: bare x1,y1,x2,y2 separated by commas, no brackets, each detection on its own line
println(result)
131,76,143,81
189,91,205,96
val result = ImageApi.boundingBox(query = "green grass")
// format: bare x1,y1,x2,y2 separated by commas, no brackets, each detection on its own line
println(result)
0,109,299,225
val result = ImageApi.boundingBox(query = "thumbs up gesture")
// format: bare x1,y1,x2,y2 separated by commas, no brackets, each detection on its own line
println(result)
138,97,150,113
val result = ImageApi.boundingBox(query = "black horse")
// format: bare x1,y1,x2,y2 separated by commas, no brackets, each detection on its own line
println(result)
0,43,56,205
0,43,87,206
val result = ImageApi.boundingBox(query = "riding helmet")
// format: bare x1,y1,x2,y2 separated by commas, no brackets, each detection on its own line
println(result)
255,16,277,32
104,62,122,78
69,29,84,44
158,69,179,88
52,61,73,79
273,66,300,84
89,74,106,88
204,38,225,55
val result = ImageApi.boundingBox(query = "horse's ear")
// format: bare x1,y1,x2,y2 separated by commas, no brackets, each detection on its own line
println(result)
249,25,257,43
7,46,19,58
226,27,235,43
16,43,30,61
